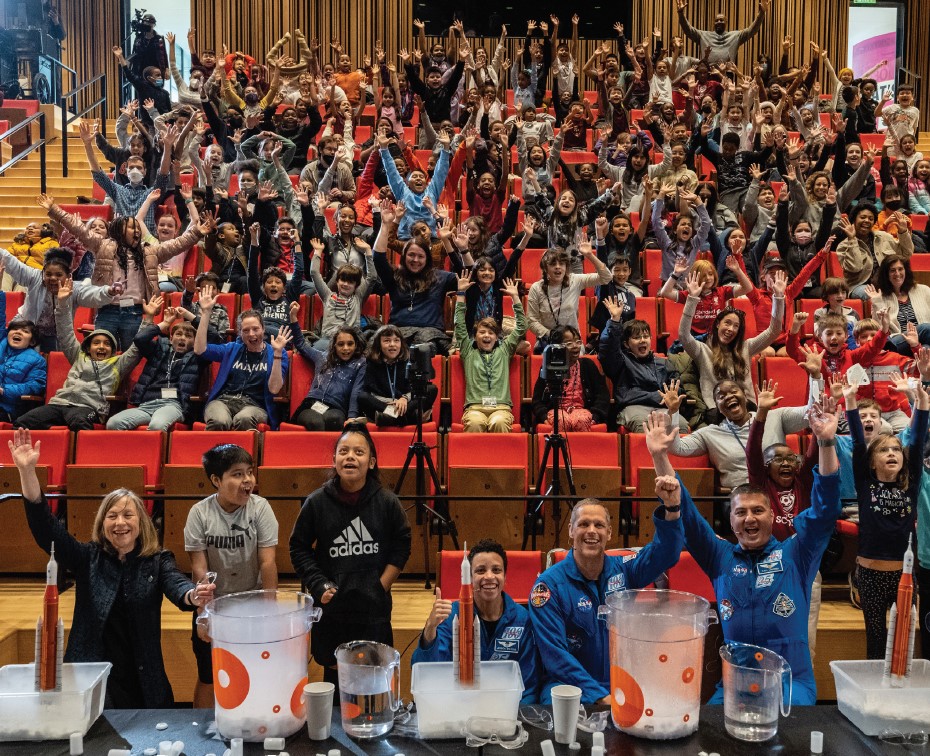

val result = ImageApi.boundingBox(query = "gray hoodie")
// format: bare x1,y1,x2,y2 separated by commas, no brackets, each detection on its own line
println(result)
49,303,141,416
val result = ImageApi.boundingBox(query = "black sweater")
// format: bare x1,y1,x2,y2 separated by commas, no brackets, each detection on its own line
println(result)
290,478,411,622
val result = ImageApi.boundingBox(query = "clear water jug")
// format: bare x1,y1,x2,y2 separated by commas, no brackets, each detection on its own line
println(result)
720,642,792,742
335,640,401,739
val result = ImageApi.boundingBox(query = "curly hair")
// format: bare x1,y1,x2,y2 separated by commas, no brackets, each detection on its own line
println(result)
107,216,145,275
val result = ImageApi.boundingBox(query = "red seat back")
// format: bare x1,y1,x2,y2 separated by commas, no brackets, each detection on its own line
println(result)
624,434,711,492
438,550,542,603
73,430,164,486
667,551,716,602
448,353,521,429
167,431,257,464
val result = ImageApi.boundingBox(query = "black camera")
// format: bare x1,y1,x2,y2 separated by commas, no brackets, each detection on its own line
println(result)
540,343,569,382
406,343,436,381
130,9,154,35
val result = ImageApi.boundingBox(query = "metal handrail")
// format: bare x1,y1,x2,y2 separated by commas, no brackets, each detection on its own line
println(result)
60,73,107,177
0,111,48,193
39,53,77,77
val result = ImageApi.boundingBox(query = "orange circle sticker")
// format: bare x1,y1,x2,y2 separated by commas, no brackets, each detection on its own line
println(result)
645,708,654,717
755,652,764,662
659,654,668,663
212,648,250,710
273,704,281,713
750,683,761,693
261,651,271,660
682,667,695,684
290,676,309,718
609,665,645,728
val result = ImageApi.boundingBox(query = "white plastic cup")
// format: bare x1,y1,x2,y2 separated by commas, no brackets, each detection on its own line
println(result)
304,681,336,740
550,684,582,745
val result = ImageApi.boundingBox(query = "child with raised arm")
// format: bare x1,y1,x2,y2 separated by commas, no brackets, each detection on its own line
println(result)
455,274,526,432
309,237,377,352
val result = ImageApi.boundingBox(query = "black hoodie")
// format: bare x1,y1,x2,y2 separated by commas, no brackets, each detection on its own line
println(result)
290,477,411,621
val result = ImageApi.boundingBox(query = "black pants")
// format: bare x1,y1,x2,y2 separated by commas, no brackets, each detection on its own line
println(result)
294,405,347,430
360,383,439,426
918,564,930,660
17,404,100,430
855,563,909,660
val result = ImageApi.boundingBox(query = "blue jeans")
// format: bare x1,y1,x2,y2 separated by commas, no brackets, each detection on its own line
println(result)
106,399,185,431
94,304,143,352
888,323,930,355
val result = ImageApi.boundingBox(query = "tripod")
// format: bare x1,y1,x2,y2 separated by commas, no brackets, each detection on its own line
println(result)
523,378,576,550
394,376,459,589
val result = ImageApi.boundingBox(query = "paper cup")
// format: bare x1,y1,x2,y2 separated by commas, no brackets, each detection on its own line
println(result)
550,684,582,745
303,682,335,740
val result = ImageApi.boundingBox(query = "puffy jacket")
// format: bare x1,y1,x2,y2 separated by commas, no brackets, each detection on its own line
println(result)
0,292,46,416
412,592,539,703
9,235,58,269
129,324,204,413
679,468,841,705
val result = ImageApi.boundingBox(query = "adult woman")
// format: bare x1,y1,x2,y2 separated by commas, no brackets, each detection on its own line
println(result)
531,324,609,431
289,425,411,688
10,429,214,708
866,255,930,354
372,199,460,354
39,194,212,351
836,203,914,300
9,220,58,270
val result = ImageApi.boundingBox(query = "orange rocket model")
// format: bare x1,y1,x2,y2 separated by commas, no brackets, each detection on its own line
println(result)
35,542,64,692
883,534,917,688
451,544,480,686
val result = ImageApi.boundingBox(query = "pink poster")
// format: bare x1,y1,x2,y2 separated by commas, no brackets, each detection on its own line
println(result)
852,33,896,81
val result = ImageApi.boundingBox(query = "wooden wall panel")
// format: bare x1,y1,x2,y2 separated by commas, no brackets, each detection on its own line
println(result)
29,0,930,132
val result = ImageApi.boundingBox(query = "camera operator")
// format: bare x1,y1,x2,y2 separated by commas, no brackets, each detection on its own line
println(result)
531,326,609,432
128,12,167,80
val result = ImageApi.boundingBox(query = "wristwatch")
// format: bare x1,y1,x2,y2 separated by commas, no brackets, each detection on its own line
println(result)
664,504,681,512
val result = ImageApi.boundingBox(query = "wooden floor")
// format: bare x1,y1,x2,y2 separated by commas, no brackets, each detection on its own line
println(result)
0,576,870,702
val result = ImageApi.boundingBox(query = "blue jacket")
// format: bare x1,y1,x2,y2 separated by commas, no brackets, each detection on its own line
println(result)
380,147,451,238
202,341,289,429
529,512,684,705
899,424,930,570
412,592,539,704
680,468,841,705
290,325,366,419
0,291,46,417
372,252,458,331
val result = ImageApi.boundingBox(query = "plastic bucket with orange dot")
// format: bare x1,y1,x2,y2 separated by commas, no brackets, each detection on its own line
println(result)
719,642,792,742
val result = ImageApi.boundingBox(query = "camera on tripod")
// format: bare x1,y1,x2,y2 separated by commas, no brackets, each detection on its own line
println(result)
130,9,154,35
540,343,569,382
406,343,436,382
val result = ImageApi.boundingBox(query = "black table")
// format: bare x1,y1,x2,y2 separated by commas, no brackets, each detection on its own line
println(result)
0,706,920,755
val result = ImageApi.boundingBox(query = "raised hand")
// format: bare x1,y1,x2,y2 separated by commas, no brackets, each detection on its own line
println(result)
271,325,293,353
8,428,40,470
456,270,474,293
501,277,520,300
603,295,625,322
790,310,809,334
755,379,783,411
142,294,164,317
658,379,684,414
196,210,216,236
808,394,839,440
797,343,823,377
644,410,679,455
199,283,217,310
424,587,454,640
36,193,55,210
771,269,788,297
654,475,681,508
57,276,73,300
684,269,704,298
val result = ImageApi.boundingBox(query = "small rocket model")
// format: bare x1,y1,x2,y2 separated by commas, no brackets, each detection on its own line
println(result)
883,534,917,688
35,542,64,692
451,544,480,686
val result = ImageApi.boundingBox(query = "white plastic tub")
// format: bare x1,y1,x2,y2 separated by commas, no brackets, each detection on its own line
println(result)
830,659,930,736
411,661,523,739
0,662,111,741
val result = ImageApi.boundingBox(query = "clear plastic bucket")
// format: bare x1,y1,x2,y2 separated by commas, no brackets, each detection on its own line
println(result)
598,589,717,739
197,589,321,741
720,642,791,742
335,640,401,739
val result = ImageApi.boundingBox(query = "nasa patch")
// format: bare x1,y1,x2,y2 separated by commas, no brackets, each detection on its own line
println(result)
530,582,551,608
756,574,774,589
576,596,593,612
494,638,520,655
500,626,524,641
773,592,796,618
607,573,626,593
720,599,734,621
731,563,749,577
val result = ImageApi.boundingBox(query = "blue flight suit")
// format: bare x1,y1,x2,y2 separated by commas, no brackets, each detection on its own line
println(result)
680,467,841,705
528,510,684,705
412,592,539,703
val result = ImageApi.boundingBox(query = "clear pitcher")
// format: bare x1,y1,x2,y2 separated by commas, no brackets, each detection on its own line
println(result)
196,590,321,741
720,642,792,742
597,589,718,739
335,640,401,739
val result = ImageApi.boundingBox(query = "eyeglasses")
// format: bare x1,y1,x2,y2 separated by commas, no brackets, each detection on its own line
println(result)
462,717,528,749
879,730,928,745
766,454,799,465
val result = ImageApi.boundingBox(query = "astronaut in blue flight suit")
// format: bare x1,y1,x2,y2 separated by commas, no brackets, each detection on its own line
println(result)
412,539,539,703
528,497,684,705
645,401,842,706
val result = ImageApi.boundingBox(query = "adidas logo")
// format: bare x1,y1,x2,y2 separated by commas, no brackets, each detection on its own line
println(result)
329,517,381,557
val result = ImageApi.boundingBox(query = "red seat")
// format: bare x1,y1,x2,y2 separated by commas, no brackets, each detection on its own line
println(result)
0,429,70,513
3,290,25,324
758,356,810,408
448,353,522,432
633,297,661,353
58,204,113,223
623,433,712,494
911,215,929,233
518,249,548,286
661,298,685,348
45,351,71,397
167,430,257,464
666,551,716,603
730,297,758,338
796,299,864,339
284,347,316,423
438,550,542,603
642,248,663,294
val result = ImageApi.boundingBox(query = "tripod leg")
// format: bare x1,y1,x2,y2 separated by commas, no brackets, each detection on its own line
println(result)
522,441,553,549
423,451,457,550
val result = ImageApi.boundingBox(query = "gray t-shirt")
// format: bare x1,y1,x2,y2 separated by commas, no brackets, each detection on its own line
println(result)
184,494,279,596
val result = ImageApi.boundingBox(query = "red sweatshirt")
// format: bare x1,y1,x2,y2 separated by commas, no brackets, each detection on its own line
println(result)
744,248,828,341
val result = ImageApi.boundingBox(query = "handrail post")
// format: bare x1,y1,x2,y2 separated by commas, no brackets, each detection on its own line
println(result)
101,73,107,138
39,114,47,195
61,94,69,178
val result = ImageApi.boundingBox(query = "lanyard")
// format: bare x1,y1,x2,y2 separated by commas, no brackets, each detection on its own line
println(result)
165,351,177,387
725,420,748,453
545,283,563,325
386,363,398,399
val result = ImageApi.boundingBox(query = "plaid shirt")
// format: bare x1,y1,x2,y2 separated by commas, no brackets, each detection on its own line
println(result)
92,169,169,228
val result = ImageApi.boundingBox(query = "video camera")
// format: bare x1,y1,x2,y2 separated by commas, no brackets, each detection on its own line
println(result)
540,343,569,382
406,342,436,382
130,9,154,35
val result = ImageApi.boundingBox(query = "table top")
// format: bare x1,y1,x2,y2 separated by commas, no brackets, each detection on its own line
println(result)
0,705,916,755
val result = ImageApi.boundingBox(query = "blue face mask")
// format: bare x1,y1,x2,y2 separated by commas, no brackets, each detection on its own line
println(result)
153,78,164,88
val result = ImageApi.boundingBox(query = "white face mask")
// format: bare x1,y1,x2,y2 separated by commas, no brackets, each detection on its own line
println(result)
127,168,145,184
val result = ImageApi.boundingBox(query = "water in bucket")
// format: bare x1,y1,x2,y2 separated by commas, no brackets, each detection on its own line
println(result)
335,640,401,739
196,590,321,742
720,642,792,742
598,589,717,740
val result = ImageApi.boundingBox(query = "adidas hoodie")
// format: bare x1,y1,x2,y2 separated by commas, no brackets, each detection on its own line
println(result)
290,477,411,621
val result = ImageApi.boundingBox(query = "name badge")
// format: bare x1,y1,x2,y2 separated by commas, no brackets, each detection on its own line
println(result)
757,559,783,576
161,388,179,400
221,282,232,294
482,396,497,408
119,297,135,308
382,404,399,418
311,401,330,414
